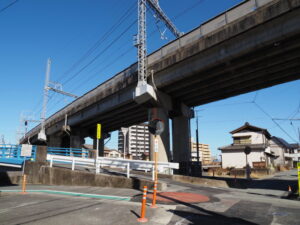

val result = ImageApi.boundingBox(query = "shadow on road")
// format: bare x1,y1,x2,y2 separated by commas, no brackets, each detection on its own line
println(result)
0,171,19,186
201,175,298,192
155,193,258,225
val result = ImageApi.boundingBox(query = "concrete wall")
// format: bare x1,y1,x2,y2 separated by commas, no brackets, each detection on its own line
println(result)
24,161,166,191
222,150,265,168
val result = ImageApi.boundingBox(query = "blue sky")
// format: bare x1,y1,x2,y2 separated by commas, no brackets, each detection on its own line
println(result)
0,0,299,157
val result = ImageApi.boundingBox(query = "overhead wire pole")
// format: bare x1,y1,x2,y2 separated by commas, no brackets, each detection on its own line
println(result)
47,87,78,98
134,0,182,207
137,0,147,87
146,0,183,37
38,58,51,142
134,0,182,104
38,58,78,142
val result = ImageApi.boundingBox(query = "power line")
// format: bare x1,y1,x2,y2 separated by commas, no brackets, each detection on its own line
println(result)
61,19,137,87
30,3,136,116
44,19,137,116
34,0,207,119
59,1,137,81
253,102,297,142
0,0,18,14
72,0,206,91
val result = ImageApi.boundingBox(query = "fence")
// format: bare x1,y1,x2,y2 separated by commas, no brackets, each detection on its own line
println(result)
47,154,179,179
47,147,89,158
0,144,37,168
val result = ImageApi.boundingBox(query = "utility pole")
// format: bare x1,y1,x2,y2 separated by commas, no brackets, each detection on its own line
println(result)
38,58,78,142
195,111,200,165
121,127,128,159
134,0,182,104
39,58,51,142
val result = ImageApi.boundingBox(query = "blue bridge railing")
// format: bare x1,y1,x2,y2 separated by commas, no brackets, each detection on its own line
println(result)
47,147,89,158
0,144,37,166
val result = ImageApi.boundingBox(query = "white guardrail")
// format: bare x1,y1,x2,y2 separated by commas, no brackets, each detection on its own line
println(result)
47,154,179,180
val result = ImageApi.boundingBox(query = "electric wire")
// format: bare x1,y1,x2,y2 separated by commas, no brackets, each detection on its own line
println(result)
253,102,297,142
45,19,137,116
45,0,205,115
61,19,137,87
34,0,208,118
71,0,206,92
31,1,137,116
0,0,18,14
58,1,137,82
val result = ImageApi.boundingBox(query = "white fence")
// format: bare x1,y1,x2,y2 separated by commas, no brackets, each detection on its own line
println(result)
47,154,179,180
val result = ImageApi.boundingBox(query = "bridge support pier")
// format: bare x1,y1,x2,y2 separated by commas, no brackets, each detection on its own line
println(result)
48,135,62,147
93,138,104,157
149,107,171,162
70,135,84,149
171,103,193,175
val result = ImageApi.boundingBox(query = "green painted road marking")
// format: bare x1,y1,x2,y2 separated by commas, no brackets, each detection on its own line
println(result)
0,190,131,201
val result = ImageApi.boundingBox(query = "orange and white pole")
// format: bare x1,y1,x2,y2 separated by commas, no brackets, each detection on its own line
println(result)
151,146,158,208
137,186,148,223
151,180,158,208
21,174,27,194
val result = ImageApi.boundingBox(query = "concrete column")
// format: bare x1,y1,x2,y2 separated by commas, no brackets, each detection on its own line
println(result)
48,135,62,147
93,138,104,157
149,107,171,162
172,115,191,174
36,146,48,162
70,135,84,148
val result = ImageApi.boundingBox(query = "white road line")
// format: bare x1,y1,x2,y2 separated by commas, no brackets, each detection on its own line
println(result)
0,201,39,214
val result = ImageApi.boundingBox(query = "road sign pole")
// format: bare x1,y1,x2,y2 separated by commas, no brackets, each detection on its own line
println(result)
96,139,99,158
151,135,158,208
154,137,158,180
298,162,300,197
96,123,101,161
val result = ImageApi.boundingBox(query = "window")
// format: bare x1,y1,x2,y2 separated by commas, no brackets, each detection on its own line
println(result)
233,136,251,144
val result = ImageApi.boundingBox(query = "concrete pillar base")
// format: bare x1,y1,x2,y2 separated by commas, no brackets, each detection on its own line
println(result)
172,115,191,175
70,135,84,149
48,135,63,147
149,108,171,162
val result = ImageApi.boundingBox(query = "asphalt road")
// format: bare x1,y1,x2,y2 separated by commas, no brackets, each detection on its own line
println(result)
0,170,299,225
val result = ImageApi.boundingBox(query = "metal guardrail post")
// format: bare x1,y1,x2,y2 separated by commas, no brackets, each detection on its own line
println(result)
127,163,130,178
95,160,100,174
50,157,53,167
72,158,75,171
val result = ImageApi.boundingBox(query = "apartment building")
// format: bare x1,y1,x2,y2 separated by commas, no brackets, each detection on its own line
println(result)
118,124,150,160
190,139,212,164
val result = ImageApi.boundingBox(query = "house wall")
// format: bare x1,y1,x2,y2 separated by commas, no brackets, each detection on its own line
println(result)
222,150,265,168
269,139,285,166
232,130,267,145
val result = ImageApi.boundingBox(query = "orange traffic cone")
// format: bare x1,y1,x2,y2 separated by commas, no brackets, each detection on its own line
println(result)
288,185,292,192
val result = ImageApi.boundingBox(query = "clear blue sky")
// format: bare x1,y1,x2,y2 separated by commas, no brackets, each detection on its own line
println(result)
0,0,299,157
